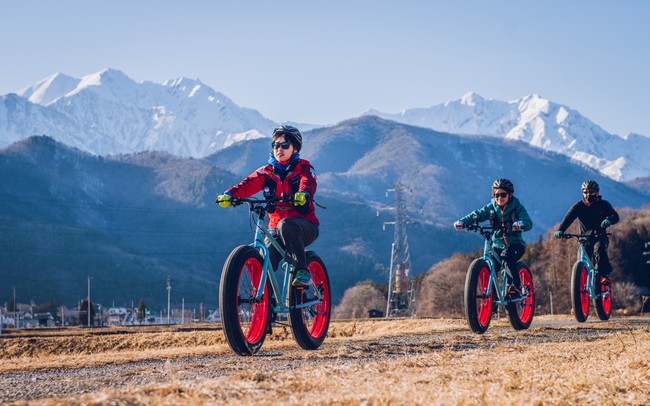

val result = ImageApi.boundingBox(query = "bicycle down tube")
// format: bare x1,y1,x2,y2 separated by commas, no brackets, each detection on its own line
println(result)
478,226,527,305
249,211,322,313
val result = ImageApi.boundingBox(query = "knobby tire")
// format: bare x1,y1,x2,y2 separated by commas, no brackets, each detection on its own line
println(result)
464,259,494,334
594,276,612,321
219,246,271,356
571,261,590,322
288,251,331,350
505,261,535,330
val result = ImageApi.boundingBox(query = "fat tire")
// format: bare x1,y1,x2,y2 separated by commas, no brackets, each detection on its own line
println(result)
505,261,535,330
571,261,590,322
464,258,494,334
219,245,270,356
594,277,612,321
289,251,331,350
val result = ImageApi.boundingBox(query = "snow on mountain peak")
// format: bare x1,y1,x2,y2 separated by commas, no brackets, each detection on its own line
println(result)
363,93,650,181
65,68,138,102
16,72,80,105
4,69,278,158
459,91,484,106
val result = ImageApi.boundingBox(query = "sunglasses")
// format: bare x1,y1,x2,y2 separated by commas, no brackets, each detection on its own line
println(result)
494,192,509,198
583,190,598,195
272,141,292,150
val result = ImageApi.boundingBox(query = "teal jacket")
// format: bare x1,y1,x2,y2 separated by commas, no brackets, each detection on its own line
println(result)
459,196,533,249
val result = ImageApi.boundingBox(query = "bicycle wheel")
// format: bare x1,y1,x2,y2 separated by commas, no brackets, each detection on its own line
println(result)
506,261,535,330
571,261,590,322
594,276,612,321
219,245,271,356
289,251,331,350
464,258,494,334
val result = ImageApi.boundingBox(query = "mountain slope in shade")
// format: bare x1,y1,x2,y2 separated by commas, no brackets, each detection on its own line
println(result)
2,116,649,309
1,135,472,308
364,92,650,181
209,116,649,237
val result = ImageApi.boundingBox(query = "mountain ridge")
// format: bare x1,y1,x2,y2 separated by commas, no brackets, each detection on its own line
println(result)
364,92,650,181
2,69,649,183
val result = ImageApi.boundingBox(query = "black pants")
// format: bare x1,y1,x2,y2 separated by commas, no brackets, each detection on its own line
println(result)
493,243,525,287
265,217,319,271
587,238,612,277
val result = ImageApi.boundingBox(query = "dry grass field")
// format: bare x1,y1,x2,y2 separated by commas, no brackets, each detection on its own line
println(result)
1,315,649,405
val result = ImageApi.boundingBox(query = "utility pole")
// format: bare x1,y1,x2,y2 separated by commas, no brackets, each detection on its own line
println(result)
87,276,92,328
13,287,16,328
383,183,416,318
166,276,171,324
181,297,185,324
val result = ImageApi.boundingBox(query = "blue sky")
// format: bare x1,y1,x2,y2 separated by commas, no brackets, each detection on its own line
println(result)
1,1,649,136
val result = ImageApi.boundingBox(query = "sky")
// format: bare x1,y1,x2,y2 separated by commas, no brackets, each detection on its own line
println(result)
1,1,649,137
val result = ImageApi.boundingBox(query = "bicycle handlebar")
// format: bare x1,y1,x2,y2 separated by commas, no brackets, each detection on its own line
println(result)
464,223,512,233
561,232,611,240
231,196,290,206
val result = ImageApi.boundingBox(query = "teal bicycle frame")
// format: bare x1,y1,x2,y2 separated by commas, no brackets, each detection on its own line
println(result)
474,224,529,306
562,231,613,322
565,233,610,301
245,199,323,313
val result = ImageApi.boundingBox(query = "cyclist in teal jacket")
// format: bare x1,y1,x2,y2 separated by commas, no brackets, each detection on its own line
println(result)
454,178,533,295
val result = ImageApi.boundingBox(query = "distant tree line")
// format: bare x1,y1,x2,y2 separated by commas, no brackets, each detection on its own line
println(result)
336,207,650,318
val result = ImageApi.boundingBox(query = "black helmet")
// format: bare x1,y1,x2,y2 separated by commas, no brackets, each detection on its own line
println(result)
492,178,514,194
272,125,302,152
581,180,600,192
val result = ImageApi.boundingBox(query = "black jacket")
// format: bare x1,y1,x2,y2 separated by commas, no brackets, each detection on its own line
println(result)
557,198,619,236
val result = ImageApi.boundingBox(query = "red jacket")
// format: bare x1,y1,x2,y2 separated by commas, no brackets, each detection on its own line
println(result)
226,159,319,229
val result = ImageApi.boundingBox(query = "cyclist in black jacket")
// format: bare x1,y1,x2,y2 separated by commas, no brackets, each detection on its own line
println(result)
554,180,619,284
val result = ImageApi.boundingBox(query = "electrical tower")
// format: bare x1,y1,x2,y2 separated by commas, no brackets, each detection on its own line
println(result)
383,182,416,317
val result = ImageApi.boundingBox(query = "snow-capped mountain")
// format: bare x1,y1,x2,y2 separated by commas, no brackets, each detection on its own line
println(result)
364,92,650,181
3,70,649,181
2,68,277,157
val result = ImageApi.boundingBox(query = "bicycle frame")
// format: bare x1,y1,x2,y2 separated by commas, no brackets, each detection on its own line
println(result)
568,234,609,301
474,226,528,306
244,199,323,314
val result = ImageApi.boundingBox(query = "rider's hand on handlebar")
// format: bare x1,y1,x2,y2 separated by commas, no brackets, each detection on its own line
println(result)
601,219,611,229
554,230,564,239
216,193,233,208
512,221,524,232
293,192,308,206
453,221,464,231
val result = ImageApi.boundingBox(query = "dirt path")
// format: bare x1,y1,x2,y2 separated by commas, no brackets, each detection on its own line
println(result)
1,316,649,405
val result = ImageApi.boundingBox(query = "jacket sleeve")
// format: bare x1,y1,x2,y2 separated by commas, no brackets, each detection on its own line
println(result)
459,202,493,226
557,201,580,232
517,203,533,231
226,168,267,198
299,164,317,198
603,200,619,225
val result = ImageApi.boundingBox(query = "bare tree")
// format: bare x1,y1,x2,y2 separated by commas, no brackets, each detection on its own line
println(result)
333,281,386,319
416,254,470,317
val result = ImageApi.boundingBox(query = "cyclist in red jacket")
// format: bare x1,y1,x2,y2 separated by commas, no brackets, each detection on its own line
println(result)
216,125,319,287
